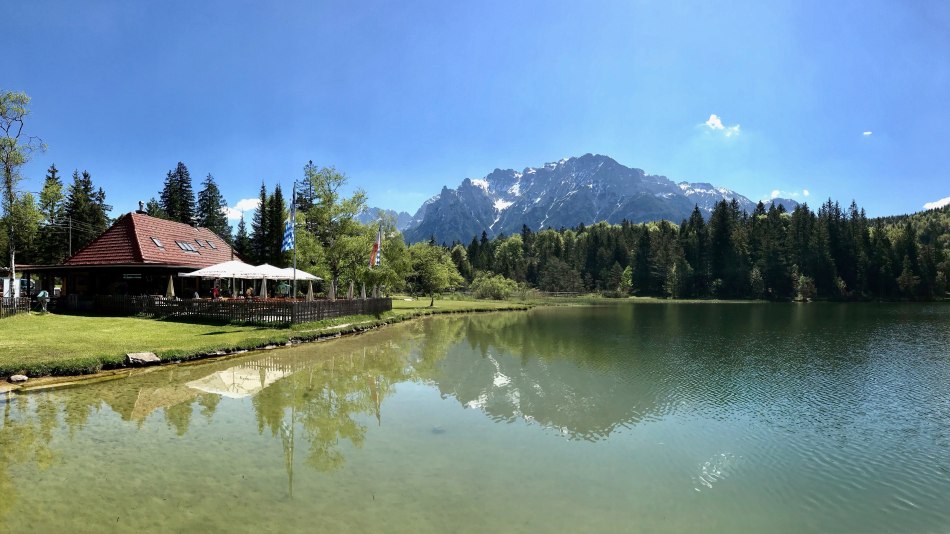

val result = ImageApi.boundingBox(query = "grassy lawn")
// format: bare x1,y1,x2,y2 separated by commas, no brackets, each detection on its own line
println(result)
0,297,528,378
391,296,529,314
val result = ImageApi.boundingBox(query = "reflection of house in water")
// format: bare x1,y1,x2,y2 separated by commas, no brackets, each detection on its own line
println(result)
93,357,302,424
187,362,294,399
130,385,203,422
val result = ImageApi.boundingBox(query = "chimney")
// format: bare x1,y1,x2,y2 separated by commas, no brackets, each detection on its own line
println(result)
136,200,146,214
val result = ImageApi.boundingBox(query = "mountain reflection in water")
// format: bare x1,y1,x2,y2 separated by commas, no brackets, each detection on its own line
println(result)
2,304,949,533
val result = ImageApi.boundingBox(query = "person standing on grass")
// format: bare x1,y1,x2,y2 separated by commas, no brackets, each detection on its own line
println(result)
36,288,49,312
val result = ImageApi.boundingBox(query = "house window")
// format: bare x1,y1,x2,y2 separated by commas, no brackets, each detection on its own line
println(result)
206,240,217,249
150,237,164,248
175,240,199,252
195,239,206,248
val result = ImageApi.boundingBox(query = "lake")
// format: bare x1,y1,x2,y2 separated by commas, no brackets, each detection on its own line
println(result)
1,303,948,533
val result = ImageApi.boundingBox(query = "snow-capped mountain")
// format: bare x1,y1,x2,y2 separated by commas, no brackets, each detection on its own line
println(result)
402,154,798,244
357,207,414,231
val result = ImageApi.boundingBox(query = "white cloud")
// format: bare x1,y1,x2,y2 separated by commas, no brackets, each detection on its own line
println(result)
222,198,261,221
803,189,810,197
862,131,873,136
705,114,724,130
703,114,741,137
923,196,950,210
770,190,781,199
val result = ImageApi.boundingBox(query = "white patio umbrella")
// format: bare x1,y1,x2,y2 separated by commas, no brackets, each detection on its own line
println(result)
277,267,321,281
253,264,291,299
180,260,262,279
276,267,321,299
306,281,314,301
255,264,292,279
165,275,176,298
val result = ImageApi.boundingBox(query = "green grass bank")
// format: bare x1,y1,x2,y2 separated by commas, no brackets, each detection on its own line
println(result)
0,298,530,379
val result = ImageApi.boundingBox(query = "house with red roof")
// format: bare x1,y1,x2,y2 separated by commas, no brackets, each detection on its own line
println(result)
24,210,239,300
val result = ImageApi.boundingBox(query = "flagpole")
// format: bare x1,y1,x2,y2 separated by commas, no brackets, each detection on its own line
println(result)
292,182,297,301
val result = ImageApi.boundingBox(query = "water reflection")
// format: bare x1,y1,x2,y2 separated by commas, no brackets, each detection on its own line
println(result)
1,304,948,532
251,339,412,494
1,394,58,518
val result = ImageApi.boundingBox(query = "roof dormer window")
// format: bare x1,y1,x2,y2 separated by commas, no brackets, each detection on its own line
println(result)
175,240,199,252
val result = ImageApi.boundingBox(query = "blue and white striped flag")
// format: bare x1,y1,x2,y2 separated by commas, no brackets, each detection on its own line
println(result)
281,191,296,253
281,217,294,252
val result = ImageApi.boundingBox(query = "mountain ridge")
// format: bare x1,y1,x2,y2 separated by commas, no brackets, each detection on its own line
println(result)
374,154,799,243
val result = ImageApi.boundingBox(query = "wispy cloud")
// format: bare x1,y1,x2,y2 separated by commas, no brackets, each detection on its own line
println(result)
862,131,873,136
923,196,950,210
703,114,741,137
222,198,261,221
803,189,810,197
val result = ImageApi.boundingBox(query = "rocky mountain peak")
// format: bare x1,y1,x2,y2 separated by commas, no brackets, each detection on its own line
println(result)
399,155,799,244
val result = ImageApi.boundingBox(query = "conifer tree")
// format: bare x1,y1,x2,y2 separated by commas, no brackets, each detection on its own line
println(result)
145,197,168,219
64,170,110,252
159,162,196,224
234,215,250,260
267,184,286,265
250,182,269,264
37,164,68,263
196,173,232,243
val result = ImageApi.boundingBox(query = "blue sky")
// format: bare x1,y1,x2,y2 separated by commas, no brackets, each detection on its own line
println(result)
5,0,950,219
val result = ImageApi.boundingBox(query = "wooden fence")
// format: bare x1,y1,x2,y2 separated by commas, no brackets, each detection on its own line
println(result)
89,296,392,324
0,297,31,318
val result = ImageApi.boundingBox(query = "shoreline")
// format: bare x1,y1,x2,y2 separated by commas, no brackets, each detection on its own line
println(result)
3,296,943,394
1,303,532,394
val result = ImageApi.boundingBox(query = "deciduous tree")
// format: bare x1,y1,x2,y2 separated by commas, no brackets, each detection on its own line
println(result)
1,90,45,280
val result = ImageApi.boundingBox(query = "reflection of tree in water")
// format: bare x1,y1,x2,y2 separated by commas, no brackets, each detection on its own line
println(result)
0,394,59,520
252,339,413,477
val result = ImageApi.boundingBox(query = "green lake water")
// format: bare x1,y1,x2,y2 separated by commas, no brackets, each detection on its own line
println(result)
1,303,949,533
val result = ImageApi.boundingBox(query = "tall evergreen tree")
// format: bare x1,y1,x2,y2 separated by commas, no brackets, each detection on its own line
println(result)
266,184,286,265
159,162,196,224
250,182,269,264
234,215,250,260
36,164,68,264
296,161,318,214
196,173,232,243
680,206,709,296
64,170,110,252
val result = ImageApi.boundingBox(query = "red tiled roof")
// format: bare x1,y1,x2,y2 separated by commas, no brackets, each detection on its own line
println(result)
66,212,239,268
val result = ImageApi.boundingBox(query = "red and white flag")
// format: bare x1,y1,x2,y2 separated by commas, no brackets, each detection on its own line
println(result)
369,225,382,268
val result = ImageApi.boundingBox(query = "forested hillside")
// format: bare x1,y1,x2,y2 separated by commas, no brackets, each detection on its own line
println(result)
452,200,950,300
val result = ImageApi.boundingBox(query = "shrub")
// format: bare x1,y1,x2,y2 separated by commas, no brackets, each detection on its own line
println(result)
469,273,519,300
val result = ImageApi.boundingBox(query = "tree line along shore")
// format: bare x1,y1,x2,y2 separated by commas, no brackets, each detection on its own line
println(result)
4,89,947,303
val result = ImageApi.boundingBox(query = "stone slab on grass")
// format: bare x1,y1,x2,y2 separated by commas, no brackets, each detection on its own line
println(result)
126,352,161,365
